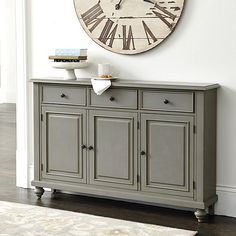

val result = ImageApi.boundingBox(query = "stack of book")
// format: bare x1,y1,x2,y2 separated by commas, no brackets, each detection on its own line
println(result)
49,49,88,62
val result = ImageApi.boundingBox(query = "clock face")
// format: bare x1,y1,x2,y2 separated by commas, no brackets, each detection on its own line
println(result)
74,0,185,54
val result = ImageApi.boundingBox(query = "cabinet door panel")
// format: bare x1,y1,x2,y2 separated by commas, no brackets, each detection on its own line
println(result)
89,110,138,190
141,114,194,197
41,106,86,183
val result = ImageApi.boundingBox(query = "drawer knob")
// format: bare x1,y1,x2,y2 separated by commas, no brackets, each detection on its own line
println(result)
81,145,86,149
163,99,169,104
110,96,115,101
141,151,146,155
88,146,93,150
60,93,66,98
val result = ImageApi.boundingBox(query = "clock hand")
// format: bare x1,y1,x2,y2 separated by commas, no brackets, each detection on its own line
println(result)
143,0,155,4
115,0,123,10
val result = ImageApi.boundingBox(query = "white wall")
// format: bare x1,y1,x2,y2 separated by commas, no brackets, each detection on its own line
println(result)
27,0,236,217
0,0,17,103
0,36,1,89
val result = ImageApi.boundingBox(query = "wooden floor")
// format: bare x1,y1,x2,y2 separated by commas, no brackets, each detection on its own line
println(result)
0,103,236,236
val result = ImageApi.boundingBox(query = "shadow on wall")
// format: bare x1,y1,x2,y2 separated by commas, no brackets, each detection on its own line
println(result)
217,84,236,186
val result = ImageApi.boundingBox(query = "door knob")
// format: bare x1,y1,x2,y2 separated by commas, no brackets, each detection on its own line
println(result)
60,93,66,98
88,146,93,150
163,99,169,104
141,151,146,155
110,96,115,101
81,145,86,149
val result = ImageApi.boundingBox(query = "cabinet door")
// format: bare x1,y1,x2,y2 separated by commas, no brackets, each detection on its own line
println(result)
141,114,194,197
89,110,138,190
41,106,86,183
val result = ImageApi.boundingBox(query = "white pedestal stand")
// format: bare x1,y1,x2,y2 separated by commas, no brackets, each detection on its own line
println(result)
51,61,88,80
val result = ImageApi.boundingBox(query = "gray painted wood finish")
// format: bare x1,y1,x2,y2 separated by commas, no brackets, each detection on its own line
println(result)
31,78,219,91
140,90,194,112
89,110,138,190
140,114,194,198
31,78,219,222
41,106,87,183
42,84,86,106
88,88,137,109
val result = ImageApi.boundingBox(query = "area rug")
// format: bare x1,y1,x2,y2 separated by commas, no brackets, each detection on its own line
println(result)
0,201,197,236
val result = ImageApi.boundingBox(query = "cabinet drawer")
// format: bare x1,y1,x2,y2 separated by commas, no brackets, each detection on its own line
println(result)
88,88,138,109
140,90,194,112
42,85,86,106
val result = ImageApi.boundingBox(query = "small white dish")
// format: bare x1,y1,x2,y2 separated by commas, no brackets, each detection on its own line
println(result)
91,76,117,80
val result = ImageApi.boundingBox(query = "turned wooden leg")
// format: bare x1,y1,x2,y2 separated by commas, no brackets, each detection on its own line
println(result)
194,209,207,223
51,189,57,194
208,204,215,215
35,187,45,200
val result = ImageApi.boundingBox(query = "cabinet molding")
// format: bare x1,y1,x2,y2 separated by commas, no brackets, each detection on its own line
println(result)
41,106,87,184
140,114,194,198
89,110,138,190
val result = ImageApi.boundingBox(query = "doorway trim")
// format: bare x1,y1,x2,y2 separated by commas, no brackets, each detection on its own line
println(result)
15,0,31,188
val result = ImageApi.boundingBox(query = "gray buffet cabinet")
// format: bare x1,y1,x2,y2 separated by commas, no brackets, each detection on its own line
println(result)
31,78,219,222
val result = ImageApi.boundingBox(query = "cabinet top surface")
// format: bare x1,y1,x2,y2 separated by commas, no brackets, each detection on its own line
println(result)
31,78,220,91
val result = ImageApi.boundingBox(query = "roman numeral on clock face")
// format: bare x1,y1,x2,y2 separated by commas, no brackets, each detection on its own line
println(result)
153,3,177,29
122,25,135,50
81,3,106,32
74,0,185,54
98,19,118,48
142,21,157,45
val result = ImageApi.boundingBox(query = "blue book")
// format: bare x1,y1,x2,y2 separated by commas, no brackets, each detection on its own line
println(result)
55,49,87,57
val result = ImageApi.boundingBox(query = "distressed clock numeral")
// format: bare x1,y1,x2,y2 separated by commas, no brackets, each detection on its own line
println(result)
122,25,135,50
74,0,185,54
98,19,118,48
81,3,106,32
142,21,157,45
153,3,177,29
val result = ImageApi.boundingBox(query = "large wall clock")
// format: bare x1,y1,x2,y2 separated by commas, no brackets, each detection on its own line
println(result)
74,0,185,55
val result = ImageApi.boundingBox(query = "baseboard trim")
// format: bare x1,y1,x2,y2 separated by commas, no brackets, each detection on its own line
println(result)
215,185,236,218
16,149,29,188
216,185,236,193
0,88,6,103
29,164,34,189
